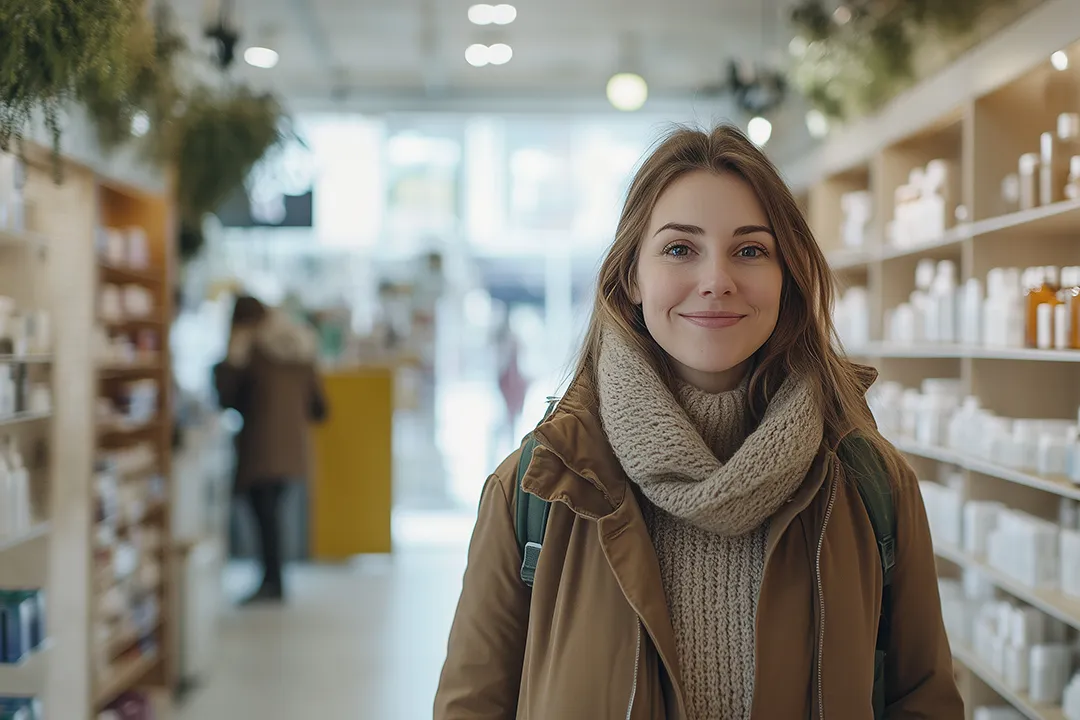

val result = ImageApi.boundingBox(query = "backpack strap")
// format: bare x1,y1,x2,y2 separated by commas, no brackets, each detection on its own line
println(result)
515,398,559,588
839,434,896,720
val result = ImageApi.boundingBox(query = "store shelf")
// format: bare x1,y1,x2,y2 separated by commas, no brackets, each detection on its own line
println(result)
0,522,51,555
849,344,1080,362
99,316,166,330
95,651,159,710
934,541,1080,632
951,642,1068,720
107,621,162,661
0,411,51,427
971,198,1080,239
827,247,878,270
98,359,164,377
0,645,51,695
0,355,51,364
98,262,161,286
892,437,1080,502
0,227,48,250
880,224,972,261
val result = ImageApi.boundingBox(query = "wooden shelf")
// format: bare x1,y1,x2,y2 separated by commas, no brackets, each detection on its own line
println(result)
107,620,163,661
98,262,161,286
0,644,51,695
881,224,971,261
0,354,52,364
0,522,51,555
0,227,48,250
94,651,159,710
0,410,51,427
970,198,1080,239
98,359,164,377
99,316,166,330
935,541,1080,632
849,344,1080,362
951,642,1068,720
892,437,1080,501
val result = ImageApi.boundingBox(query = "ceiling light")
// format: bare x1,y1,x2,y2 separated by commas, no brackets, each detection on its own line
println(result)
465,44,490,67
832,6,852,25
131,111,151,138
805,109,829,139
488,43,513,65
606,73,648,112
244,46,279,69
1052,50,1070,71
788,36,808,57
491,4,517,24
468,4,495,25
748,116,773,147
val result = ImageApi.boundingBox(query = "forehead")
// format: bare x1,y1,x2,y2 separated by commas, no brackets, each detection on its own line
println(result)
649,171,769,229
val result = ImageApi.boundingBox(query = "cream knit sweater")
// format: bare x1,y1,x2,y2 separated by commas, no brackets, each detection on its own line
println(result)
596,328,823,720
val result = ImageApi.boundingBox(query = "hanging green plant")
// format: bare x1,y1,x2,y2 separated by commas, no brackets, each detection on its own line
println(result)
0,0,143,173
80,4,186,154
170,86,286,258
788,0,1026,123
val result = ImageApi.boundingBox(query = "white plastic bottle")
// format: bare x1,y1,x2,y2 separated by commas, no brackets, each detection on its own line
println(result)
8,438,30,535
0,441,12,538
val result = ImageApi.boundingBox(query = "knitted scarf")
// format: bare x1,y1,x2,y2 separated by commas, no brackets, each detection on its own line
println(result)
597,328,824,537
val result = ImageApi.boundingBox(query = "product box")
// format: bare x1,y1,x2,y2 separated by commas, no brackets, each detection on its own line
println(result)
0,696,42,720
0,590,45,664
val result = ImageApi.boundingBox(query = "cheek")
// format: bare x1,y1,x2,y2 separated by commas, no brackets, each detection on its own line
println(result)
638,266,686,313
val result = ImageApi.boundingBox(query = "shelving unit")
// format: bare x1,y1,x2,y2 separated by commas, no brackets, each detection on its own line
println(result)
0,191,56,709
807,25,1080,719
89,179,175,716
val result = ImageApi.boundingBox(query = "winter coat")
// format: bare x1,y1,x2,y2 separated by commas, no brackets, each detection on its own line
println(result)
433,367,963,720
213,310,327,491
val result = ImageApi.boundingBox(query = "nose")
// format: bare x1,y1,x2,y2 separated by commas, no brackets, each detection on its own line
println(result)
698,257,737,298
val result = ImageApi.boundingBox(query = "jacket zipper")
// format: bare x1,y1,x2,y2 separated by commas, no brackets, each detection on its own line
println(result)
626,620,641,720
815,467,838,720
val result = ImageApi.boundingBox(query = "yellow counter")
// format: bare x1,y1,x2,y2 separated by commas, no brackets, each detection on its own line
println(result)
310,367,394,558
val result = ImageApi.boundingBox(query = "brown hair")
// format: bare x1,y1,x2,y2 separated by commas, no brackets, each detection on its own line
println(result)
574,123,907,483
231,295,268,328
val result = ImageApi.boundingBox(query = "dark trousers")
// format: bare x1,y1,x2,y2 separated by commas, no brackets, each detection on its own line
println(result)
247,482,286,590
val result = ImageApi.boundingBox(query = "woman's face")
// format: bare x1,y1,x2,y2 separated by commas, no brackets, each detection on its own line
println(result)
633,170,783,393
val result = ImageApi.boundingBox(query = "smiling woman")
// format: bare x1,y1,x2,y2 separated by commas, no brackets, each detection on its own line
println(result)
435,125,964,720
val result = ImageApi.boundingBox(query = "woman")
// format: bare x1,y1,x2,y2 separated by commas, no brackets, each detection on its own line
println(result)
214,295,327,604
434,126,963,719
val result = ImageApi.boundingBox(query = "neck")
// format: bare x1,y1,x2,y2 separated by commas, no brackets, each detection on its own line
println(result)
673,358,751,393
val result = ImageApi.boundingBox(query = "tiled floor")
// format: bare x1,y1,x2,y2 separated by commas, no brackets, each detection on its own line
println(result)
175,511,473,719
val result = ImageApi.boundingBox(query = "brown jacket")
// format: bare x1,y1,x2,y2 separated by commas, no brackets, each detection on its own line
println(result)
214,311,326,491
435,370,963,719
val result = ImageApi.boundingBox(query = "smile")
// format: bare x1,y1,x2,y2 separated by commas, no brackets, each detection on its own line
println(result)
680,312,746,328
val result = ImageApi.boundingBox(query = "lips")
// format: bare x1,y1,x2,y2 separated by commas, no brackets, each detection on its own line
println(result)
680,311,746,328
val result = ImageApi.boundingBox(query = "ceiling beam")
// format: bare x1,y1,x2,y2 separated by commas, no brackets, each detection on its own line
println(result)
284,0,345,94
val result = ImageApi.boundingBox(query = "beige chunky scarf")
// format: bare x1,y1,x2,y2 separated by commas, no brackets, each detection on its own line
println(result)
597,327,825,720
597,327,824,536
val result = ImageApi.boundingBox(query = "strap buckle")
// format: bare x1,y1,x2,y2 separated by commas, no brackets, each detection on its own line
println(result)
879,535,897,580
520,541,543,587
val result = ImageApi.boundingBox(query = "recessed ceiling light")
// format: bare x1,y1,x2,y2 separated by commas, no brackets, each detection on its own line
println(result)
606,73,648,112
244,46,279,69
465,43,490,67
491,4,517,24
488,43,513,65
468,4,495,25
1052,50,1070,71
748,116,773,147
832,5,852,25
805,109,829,139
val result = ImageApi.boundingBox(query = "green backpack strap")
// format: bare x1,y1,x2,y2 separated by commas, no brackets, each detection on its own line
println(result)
515,398,559,588
839,434,897,720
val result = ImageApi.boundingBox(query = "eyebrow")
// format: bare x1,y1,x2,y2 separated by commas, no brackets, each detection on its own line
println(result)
652,222,776,238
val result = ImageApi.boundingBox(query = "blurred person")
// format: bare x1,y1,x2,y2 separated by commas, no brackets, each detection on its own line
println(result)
495,314,528,445
435,126,962,718
214,295,327,604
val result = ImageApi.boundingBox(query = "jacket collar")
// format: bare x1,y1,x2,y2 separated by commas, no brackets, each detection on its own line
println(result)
525,371,628,517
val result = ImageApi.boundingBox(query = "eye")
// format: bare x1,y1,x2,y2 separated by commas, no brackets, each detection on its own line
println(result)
662,242,693,258
737,244,769,259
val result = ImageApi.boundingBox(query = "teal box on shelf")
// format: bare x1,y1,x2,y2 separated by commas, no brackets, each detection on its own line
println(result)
0,590,44,664
0,696,42,720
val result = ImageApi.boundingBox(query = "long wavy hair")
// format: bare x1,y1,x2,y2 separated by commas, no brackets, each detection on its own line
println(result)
573,123,906,483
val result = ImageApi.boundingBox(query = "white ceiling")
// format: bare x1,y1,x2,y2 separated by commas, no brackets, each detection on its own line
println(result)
170,0,795,113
